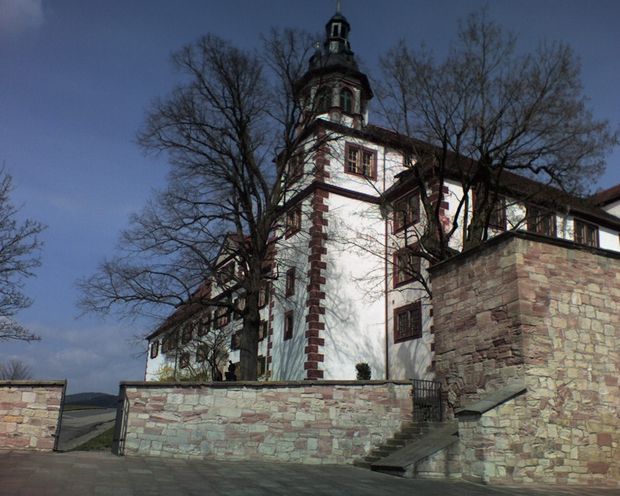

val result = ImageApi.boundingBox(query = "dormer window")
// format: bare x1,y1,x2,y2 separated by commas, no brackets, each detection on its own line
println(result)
331,23,341,38
340,88,353,113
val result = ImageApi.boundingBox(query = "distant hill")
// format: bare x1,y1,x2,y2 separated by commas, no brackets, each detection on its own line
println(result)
65,392,118,409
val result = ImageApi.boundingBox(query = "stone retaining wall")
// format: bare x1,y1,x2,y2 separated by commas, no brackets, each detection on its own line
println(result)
431,232,620,486
0,381,66,451
119,380,412,464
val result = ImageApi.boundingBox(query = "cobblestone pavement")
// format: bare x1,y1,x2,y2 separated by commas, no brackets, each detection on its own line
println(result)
1,450,620,496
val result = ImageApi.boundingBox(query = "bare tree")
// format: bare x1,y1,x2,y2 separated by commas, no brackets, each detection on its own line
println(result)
0,358,34,380
78,30,334,380
0,167,45,342
377,8,618,274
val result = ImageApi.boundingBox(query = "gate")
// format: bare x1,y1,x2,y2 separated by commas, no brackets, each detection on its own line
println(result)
411,379,443,422
112,385,129,456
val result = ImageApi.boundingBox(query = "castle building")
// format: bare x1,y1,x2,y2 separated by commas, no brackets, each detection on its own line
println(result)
144,6,620,384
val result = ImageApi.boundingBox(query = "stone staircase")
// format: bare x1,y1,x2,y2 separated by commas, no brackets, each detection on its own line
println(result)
371,421,459,477
353,421,454,470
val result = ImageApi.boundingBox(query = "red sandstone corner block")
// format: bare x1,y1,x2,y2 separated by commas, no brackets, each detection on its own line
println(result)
597,433,613,447
588,462,610,474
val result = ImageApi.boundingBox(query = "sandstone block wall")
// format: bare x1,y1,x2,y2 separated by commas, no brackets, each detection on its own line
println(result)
432,235,525,412
0,381,66,451
119,380,412,464
432,233,620,486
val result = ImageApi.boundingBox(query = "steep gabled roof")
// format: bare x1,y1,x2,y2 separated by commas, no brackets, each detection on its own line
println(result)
591,184,620,208
146,282,212,340
358,122,620,230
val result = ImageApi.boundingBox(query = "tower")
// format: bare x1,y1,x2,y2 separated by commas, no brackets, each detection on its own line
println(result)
297,3,373,129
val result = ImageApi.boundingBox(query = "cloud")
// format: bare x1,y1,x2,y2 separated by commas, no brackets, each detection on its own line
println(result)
0,0,45,37
0,319,147,394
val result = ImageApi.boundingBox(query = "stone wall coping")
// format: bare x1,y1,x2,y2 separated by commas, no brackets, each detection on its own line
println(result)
0,380,67,387
429,230,620,276
455,382,526,417
120,379,412,389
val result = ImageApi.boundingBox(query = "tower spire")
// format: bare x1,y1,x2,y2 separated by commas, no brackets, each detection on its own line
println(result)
336,0,341,14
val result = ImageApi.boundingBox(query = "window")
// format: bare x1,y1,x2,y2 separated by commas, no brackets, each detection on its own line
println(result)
394,193,419,231
166,330,179,351
198,313,211,337
527,208,556,237
316,87,332,113
289,153,304,184
574,220,599,247
488,197,506,231
161,335,169,353
179,352,190,369
231,332,241,351
258,283,270,308
286,205,302,237
340,88,353,113
257,356,267,377
196,344,209,363
235,296,246,318
284,311,294,341
181,324,193,345
285,267,296,297
345,143,376,179
393,247,421,287
259,320,268,341
150,340,159,359
394,301,422,343
214,307,230,329
220,262,235,284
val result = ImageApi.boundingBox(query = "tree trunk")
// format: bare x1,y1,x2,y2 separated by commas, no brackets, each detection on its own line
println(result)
239,286,261,381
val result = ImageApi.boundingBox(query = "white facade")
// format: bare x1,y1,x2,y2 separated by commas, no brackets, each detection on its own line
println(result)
143,7,620,384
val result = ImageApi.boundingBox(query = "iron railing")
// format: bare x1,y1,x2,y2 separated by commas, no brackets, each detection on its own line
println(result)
411,379,443,422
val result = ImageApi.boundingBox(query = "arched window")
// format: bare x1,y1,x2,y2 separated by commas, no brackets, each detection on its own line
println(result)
340,88,353,113
316,87,332,113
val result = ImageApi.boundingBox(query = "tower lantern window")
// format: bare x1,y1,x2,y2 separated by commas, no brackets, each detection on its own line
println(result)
340,88,353,113
316,87,332,113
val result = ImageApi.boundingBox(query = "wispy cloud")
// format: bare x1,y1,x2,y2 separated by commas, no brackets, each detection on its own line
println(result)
0,320,146,394
0,0,45,37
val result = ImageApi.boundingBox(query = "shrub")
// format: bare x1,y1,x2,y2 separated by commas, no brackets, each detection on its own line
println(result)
355,362,371,380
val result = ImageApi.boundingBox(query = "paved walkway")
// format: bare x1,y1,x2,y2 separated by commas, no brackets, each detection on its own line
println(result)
1,450,620,496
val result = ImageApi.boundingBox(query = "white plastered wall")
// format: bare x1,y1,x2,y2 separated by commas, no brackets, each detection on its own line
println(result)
269,197,312,381
320,193,387,380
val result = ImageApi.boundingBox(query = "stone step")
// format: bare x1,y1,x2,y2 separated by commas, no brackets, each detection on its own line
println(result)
399,426,424,435
352,460,373,469
361,455,381,464
370,447,398,458
393,431,420,440
371,421,459,475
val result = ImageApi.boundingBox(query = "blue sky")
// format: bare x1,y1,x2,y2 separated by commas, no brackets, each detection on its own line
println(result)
0,0,618,394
